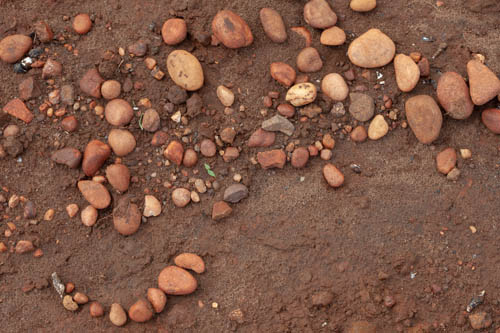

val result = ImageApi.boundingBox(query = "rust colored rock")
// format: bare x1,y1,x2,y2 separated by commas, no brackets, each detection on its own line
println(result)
90,302,104,317
183,148,198,167
106,164,130,192
164,140,184,166
73,14,92,35
151,131,168,147
350,126,368,142
467,59,500,105
270,62,296,87
481,108,500,134
79,68,104,98
260,8,287,43
51,148,82,169
78,181,111,209
405,95,443,144
128,298,153,323
18,77,40,101
223,147,239,162
212,10,253,49
158,266,198,295
15,240,34,254
161,18,187,45
257,149,286,169
277,103,295,118
3,98,33,123
212,201,233,221
128,39,148,57
61,115,78,132
113,196,141,236
291,147,309,168
82,140,111,176
200,139,217,157
34,21,54,43
0,34,32,63
248,128,276,147
147,288,167,313
436,148,457,175
297,47,323,73
418,57,430,77
323,163,344,188
436,72,474,120
174,253,206,273
42,59,62,79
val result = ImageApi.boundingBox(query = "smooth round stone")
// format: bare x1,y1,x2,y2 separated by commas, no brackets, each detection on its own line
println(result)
105,99,133,126
248,129,276,147
368,114,389,140
322,73,349,101
405,95,443,144
260,8,287,43
158,266,198,295
0,35,32,63
200,139,216,157
106,164,130,192
172,188,191,208
347,29,395,68
394,54,420,92
143,195,161,217
113,196,141,236
212,10,253,49
436,148,457,175
436,72,473,120
101,80,121,100
164,140,184,166
286,83,317,107
216,85,235,107
350,0,377,12
166,50,204,91
108,129,136,156
481,108,500,134
128,299,153,323
77,181,111,209
73,14,92,34
320,27,346,46
291,147,309,168
323,164,344,188
109,303,127,327
270,62,296,87
349,93,374,122
350,125,368,142
161,18,187,45
467,59,500,105
304,0,337,29
82,140,111,176
147,288,167,313
297,47,323,73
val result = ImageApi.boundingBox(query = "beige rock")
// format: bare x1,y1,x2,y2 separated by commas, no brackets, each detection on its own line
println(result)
174,253,206,273
405,95,443,144
158,266,198,295
321,73,349,101
350,0,377,12
297,47,323,73
109,303,127,327
147,288,167,313
394,54,420,92
172,188,191,208
323,164,344,188
286,83,317,106
304,0,337,29
368,115,389,140
144,195,161,217
320,27,346,46
467,60,500,105
77,181,111,209
63,295,79,311
260,8,287,43
81,205,98,227
108,129,136,157
216,85,235,107
436,72,474,120
166,50,204,91
347,29,395,68
436,148,456,175
128,298,153,323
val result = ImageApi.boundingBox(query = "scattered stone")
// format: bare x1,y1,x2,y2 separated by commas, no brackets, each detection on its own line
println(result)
167,85,188,104
436,148,457,175
311,291,334,306
183,148,198,167
349,93,374,122
223,147,239,162
106,164,130,192
60,116,78,132
44,209,55,221
257,149,286,169
19,77,40,101
73,292,89,305
212,10,253,48
42,59,62,79
172,188,191,208
163,140,184,166
167,50,204,91
270,62,296,87
109,303,127,327
481,108,500,134
111,196,141,237
51,148,81,169
286,83,317,106
104,99,133,127
331,102,346,117
220,127,237,144
144,195,161,217
320,149,332,160
3,124,18,137
140,108,159,132
174,253,206,273
129,298,153,323
212,201,233,221
63,295,79,312
418,57,430,77
469,311,492,330
323,134,335,149
101,80,121,100
323,163,344,188
81,205,98,227
82,140,111,176
300,104,322,118
152,131,168,147
60,85,75,105
229,309,245,324
347,321,376,333
437,72,474,120
394,54,420,92
78,181,111,209
277,103,295,118
248,129,276,147
0,34,32,63
200,139,216,157
368,114,389,140
304,0,337,29
460,149,472,159
158,266,198,295
128,39,148,57
320,26,346,46
262,115,295,136
15,240,34,254
73,14,92,34
347,29,395,68
405,95,443,144
291,147,309,168
322,73,349,101
79,68,104,98
447,167,461,181
66,204,79,218
34,21,54,43
297,47,323,73
223,184,249,203
161,18,187,45
3,98,33,123
90,302,104,317
108,129,136,157
147,288,167,313
350,0,377,12
217,85,235,107
260,8,287,43
467,59,500,105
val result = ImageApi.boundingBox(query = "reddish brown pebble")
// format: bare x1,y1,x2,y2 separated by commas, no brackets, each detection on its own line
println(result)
248,129,276,147
436,72,473,120
82,140,111,176
295,74,309,84
322,134,335,149
0,242,7,253
3,98,33,123
128,298,153,323
291,147,309,168
147,288,167,313
109,303,127,327
277,103,295,118
73,14,92,35
260,8,287,43
34,21,53,43
158,266,198,295
113,196,141,236
142,108,160,132
42,59,62,79
79,68,104,98
482,109,500,134
0,34,32,63
78,181,111,209
175,253,206,273
90,302,104,317
65,282,75,293
164,140,184,166
223,147,239,162
61,116,78,132
73,292,89,305
18,77,40,101
405,95,442,144
66,204,79,218
220,127,237,144
106,164,130,192
161,18,187,45
350,126,368,142
308,145,319,156
183,148,198,167
212,201,233,221
212,10,253,49
257,149,286,169
105,99,133,126
304,0,338,29
172,188,191,208
297,47,323,73
323,163,344,188
51,147,82,168
33,248,43,258
436,148,457,175
320,149,332,160
15,240,34,254
151,131,168,147
263,96,273,108
270,62,296,87
200,139,217,157
418,57,430,77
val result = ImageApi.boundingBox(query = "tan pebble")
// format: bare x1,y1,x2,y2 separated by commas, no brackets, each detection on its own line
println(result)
350,0,377,12
347,29,395,68
436,72,473,120
109,303,127,327
467,60,500,106
128,298,153,323
66,204,79,218
322,73,349,101
166,50,204,91
320,149,332,160
304,0,337,29
113,196,141,236
63,295,79,311
350,126,368,142
104,99,133,126
216,85,235,107
147,288,167,313
44,209,55,221
161,18,187,45
460,149,472,159
405,95,442,144
481,108,500,134
368,115,389,140
191,191,200,203
73,292,89,305
174,253,206,273
143,195,161,217
172,188,191,208
183,148,198,167
108,129,136,156
436,148,456,174
297,47,323,73
320,27,346,46
323,163,344,188
0,34,33,63
259,8,287,43
212,10,253,49
90,302,104,317
394,54,420,92
78,181,111,209
158,266,198,295
106,164,130,192
73,14,92,35
101,80,121,100
81,205,98,227
447,167,461,181
286,83,317,107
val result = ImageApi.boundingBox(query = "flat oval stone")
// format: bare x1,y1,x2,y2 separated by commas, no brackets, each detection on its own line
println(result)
322,73,349,101
297,47,323,73
212,10,253,49
260,8,287,43
350,0,377,12
158,266,197,295
394,54,420,92
368,114,389,140
0,35,32,63
320,27,346,46
436,72,473,120
349,93,374,122
481,108,500,134
248,128,276,147
405,95,443,144
166,50,204,91
467,59,500,105
77,181,111,209
323,164,344,188
223,184,249,203
347,29,395,68
304,0,337,29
